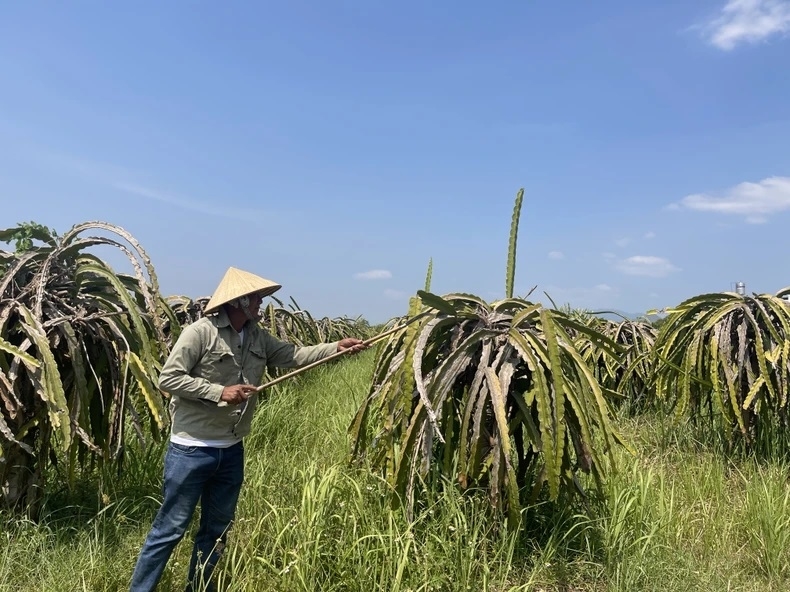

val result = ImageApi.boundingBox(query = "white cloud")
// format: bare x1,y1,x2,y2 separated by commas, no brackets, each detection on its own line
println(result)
548,250,565,260
22,147,271,223
353,269,392,280
746,215,769,224
672,176,790,221
602,252,617,260
384,288,407,300
540,283,620,310
644,231,656,239
701,0,790,50
615,256,680,278
115,183,266,221
44,151,136,184
615,238,631,248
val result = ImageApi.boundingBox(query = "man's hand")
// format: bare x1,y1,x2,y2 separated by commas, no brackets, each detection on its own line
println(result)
220,384,257,405
337,338,368,354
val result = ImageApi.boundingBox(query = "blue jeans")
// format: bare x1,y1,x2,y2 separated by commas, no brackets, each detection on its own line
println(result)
130,441,244,591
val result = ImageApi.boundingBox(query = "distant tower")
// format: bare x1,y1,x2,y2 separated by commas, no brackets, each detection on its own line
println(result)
735,281,746,296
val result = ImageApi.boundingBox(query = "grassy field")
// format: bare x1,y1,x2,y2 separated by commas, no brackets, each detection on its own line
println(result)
2,349,790,591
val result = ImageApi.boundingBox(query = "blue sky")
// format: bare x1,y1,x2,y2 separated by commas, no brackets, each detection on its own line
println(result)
1,1,788,323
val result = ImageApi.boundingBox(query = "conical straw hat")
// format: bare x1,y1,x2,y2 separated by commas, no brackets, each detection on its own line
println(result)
204,267,282,314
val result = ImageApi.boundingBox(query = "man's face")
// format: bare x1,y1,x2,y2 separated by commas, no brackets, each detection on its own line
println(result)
231,292,265,321
241,292,265,321
247,292,263,315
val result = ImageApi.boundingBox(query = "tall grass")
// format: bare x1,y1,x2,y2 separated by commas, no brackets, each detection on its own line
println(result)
2,351,790,591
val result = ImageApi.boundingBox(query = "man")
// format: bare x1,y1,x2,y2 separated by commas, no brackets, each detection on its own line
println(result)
130,267,367,591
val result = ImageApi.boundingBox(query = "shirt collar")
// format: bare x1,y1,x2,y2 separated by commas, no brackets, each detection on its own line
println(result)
213,307,232,328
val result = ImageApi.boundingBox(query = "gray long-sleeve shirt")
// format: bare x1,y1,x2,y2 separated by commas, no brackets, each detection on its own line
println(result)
159,307,338,442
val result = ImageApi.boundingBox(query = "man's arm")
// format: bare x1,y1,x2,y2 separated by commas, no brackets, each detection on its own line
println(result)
263,333,367,369
263,331,338,369
159,323,260,405
158,324,226,403
159,325,255,405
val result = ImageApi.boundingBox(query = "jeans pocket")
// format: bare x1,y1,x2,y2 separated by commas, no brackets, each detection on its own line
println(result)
170,442,199,454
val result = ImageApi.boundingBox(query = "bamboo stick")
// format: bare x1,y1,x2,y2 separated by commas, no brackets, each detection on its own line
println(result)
215,312,427,406
254,312,426,392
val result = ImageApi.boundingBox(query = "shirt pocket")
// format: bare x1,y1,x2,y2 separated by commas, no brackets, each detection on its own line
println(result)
202,345,239,383
245,344,267,386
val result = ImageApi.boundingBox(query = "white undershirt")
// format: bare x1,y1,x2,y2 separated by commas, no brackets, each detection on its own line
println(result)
170,434,241,448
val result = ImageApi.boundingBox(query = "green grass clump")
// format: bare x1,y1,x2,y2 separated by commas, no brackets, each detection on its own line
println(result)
3,350,790,591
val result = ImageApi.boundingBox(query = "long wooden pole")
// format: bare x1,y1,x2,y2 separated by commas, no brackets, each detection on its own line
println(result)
215,312,427,406
254,312,427,392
